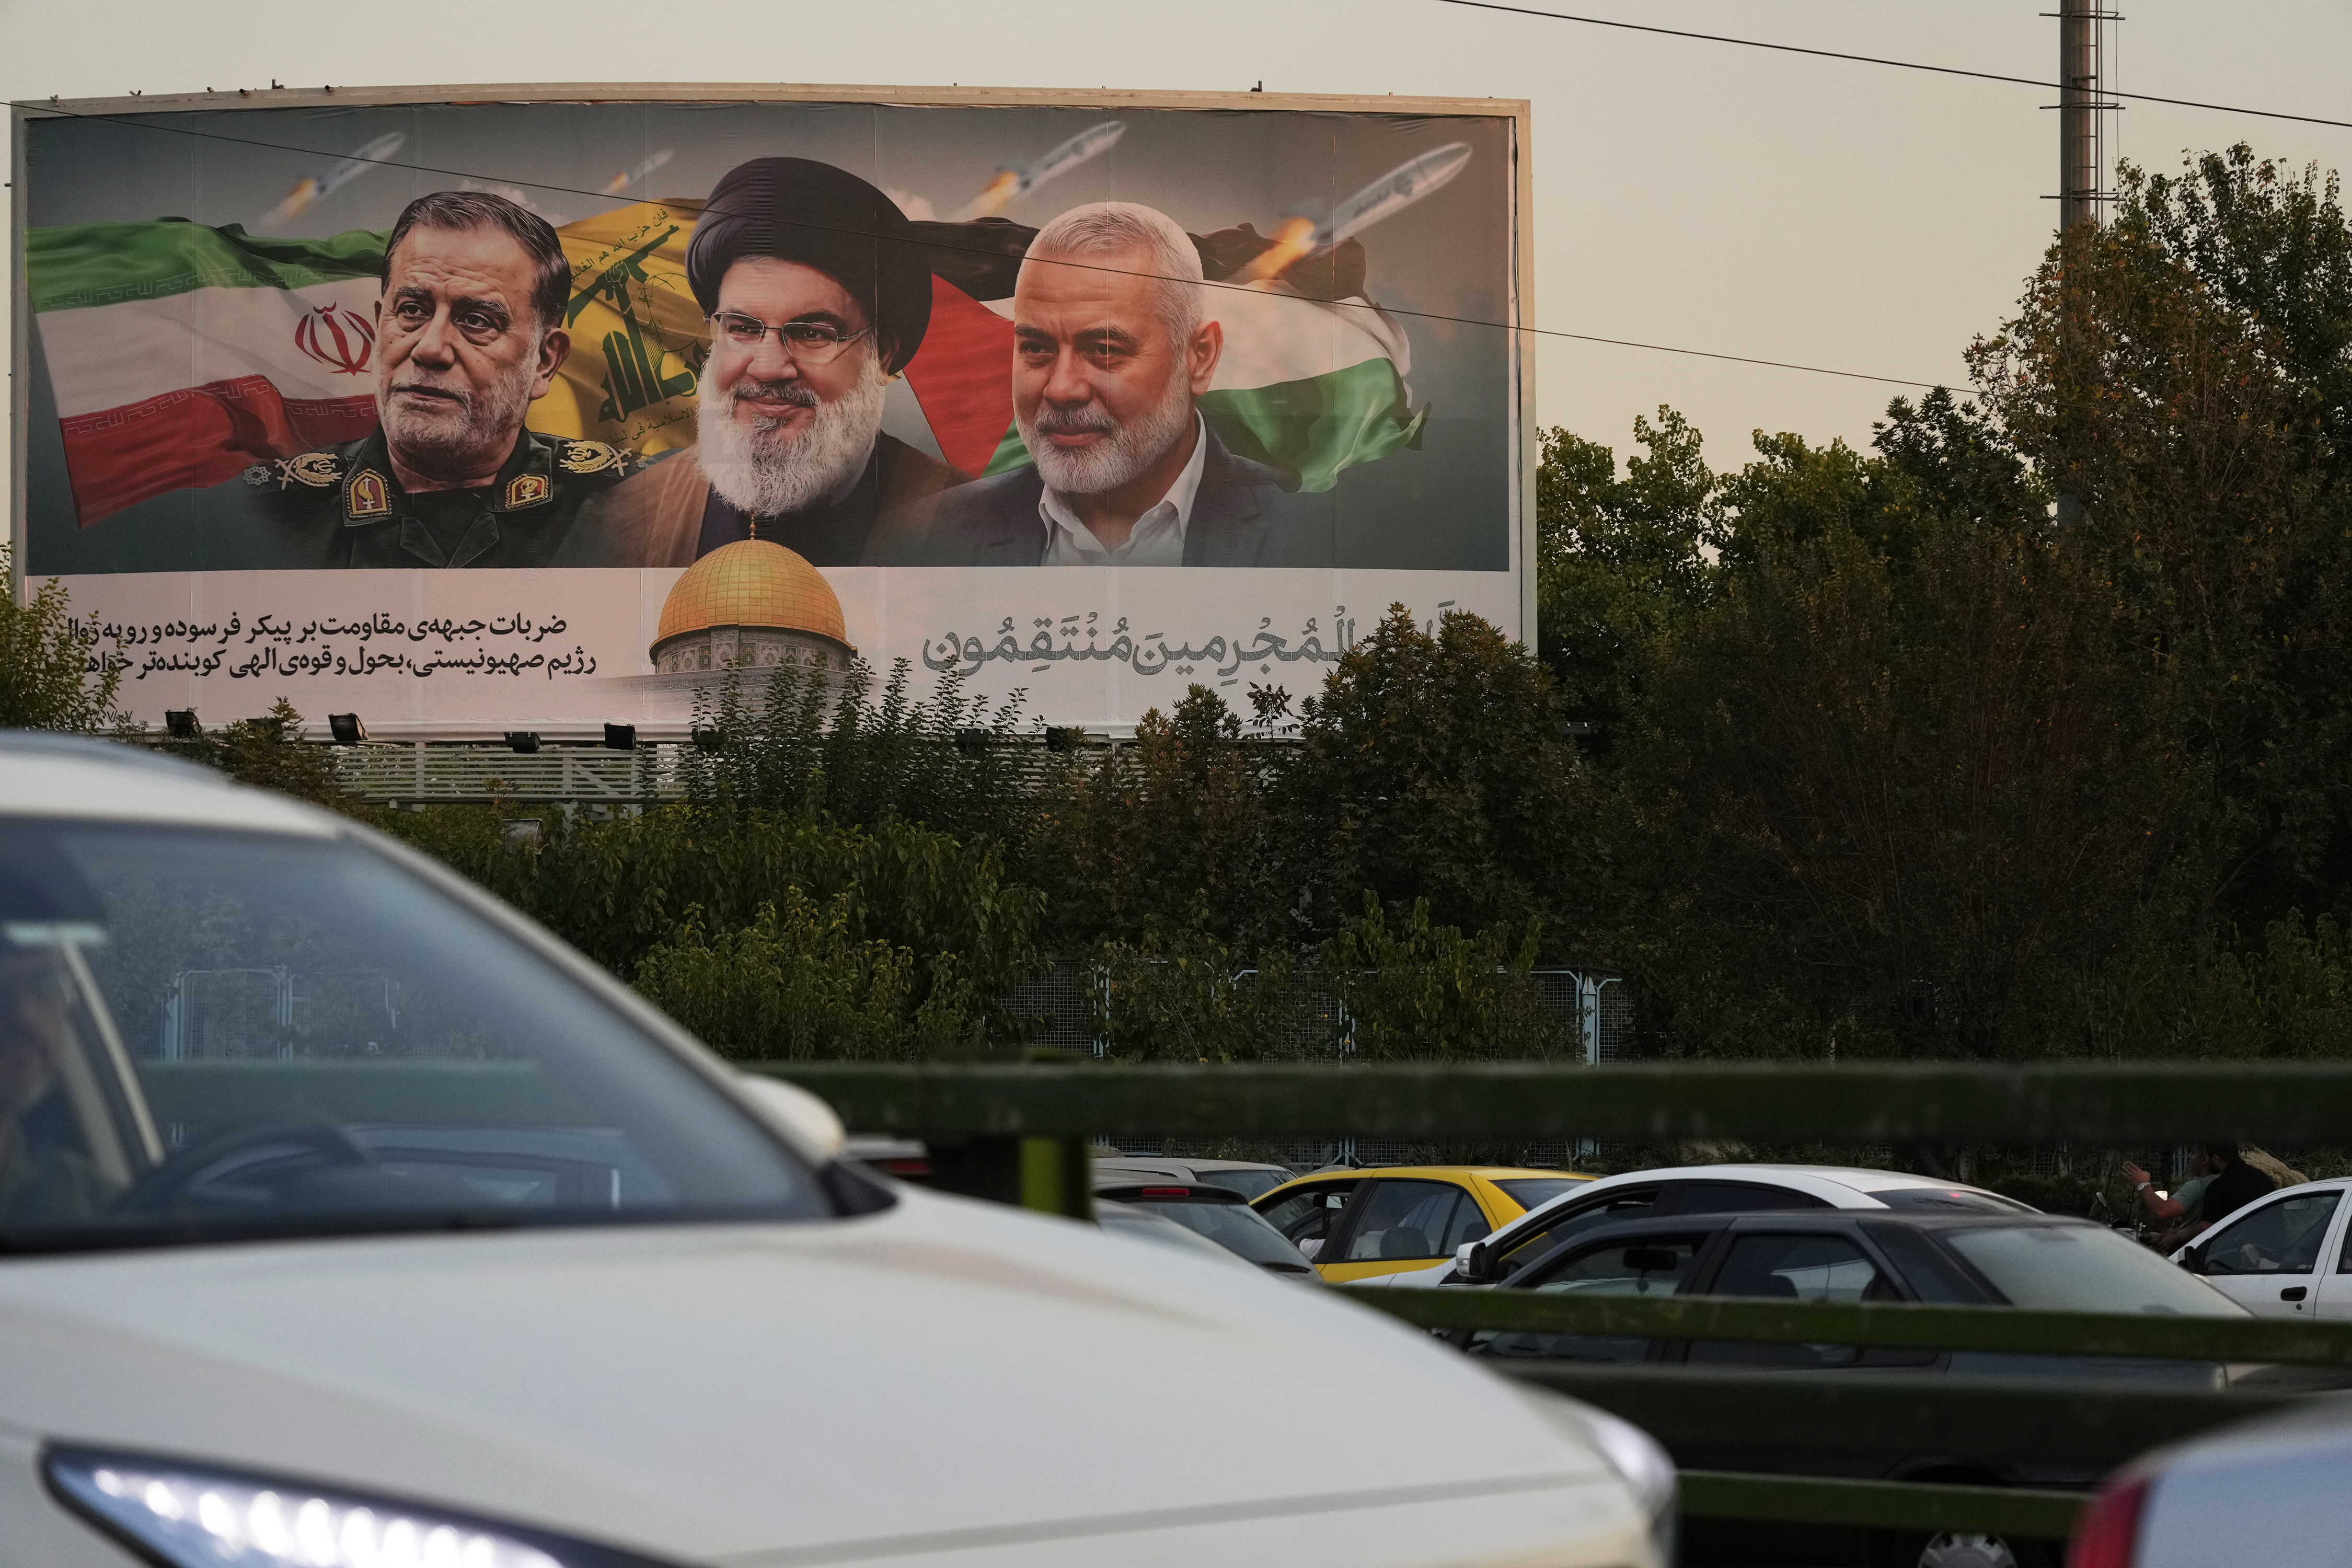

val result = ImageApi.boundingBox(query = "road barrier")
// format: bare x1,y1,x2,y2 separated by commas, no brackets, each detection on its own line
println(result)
747,1059,2352,1551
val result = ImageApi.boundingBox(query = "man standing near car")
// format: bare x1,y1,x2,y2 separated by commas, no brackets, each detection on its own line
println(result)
2126,1143,2276,1250
555,157,961,568
882,201,1328,568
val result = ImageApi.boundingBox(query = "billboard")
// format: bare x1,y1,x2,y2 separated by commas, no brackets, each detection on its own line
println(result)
11,86,1532,736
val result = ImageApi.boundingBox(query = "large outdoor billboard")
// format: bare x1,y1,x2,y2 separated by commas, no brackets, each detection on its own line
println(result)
11,86,1532,736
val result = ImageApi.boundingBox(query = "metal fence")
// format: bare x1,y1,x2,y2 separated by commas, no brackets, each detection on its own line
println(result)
744,1058,2352,1547
332,742,678,804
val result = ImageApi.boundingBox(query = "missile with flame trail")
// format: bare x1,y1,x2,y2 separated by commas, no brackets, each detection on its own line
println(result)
603,149,675,197
1236,142,1474,283
259,132,406,230
953,121,1126,221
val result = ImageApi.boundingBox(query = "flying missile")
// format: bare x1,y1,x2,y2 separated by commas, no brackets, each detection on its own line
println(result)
953,121,1126,221
603,149,675,197
1320,142,1472,248
259,131,406,229
1235,142,1474,284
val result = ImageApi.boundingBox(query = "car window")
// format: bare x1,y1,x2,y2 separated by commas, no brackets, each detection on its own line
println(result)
2201,1190,2343,1276
0,819,828,1252
1944,1224,2249,1315
1495,1186,1663,1277
1862,1221,1996,1305
1495,1177,1588,1210
1191,1167,1290,1202
1666,1180,1831,1216
1343,1180,1468,1263
1685,1231,1929,1369
1258,1181,1359,1249
1128,1197,1311,1270
1471,1235,1700,1363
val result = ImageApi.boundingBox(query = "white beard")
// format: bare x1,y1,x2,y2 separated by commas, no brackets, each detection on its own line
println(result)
698,356,889,519
1021,374,1197,497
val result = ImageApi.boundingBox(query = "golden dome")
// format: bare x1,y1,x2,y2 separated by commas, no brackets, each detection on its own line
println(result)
655,538,848,647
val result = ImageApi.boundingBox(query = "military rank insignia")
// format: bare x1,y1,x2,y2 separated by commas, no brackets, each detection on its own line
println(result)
505,472,552,509
245,451,347,491
557,439,632,476
346,469,393,518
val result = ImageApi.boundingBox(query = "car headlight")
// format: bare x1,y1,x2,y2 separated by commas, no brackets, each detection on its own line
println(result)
45,1446,676,1568
1573,1407,1678,1567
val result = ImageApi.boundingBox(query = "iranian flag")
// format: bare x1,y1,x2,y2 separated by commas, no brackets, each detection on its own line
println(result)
28,220,390,525
29,202,1425,529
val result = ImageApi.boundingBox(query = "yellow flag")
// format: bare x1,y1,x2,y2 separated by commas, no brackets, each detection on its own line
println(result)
531,199,708,458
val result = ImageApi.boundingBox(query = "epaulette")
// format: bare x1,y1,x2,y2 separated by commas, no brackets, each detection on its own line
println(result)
557,439,637,477
244,451,347,491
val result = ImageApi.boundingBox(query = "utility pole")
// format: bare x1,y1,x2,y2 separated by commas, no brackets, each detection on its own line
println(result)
2056,0,2111,234
2050,0,2118,524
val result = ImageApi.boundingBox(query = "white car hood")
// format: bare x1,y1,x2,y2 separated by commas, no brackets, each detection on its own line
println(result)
0,1187,1634,1566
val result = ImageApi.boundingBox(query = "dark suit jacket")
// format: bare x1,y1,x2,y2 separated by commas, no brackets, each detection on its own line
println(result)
873,423,1332,567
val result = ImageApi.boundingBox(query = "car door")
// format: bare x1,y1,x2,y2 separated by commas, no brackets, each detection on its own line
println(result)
1678,1227,1932,1371
1254,1178,1364,1267
1466,1230,1709,1363
2190,1185,2345,1317
2318,1192,2352,1322
1319,1178,1494,1284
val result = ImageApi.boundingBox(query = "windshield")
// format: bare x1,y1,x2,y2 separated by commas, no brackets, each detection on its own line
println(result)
1941,1224,2248,1316
0,818,827,1252
1191,1167,1290,1202
1867,1187,2036,1214
1131,1197,1310,1268
1497,1177,1590,1209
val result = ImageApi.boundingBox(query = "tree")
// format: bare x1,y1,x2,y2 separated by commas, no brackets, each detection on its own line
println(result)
1277,605,1596,950
0,542,122,732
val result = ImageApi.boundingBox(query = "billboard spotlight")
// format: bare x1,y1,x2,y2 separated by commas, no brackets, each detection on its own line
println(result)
164,710,199,739
603,723,637,751
690,728,724,752
504,731,541,754
328,713,368,745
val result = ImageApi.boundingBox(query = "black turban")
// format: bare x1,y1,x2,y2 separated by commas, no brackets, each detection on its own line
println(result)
686,157,933,375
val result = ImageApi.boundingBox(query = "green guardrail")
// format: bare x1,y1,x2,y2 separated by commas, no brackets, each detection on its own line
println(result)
751,1059,2352,1142
743,1059,2352,1551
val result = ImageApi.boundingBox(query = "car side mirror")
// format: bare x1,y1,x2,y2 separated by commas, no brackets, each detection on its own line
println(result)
1297,1237,1323,1262
2180,1244,2207,1275
1456,1240,1494,1283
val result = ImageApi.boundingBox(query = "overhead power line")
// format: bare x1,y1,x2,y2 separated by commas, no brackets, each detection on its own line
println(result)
1436,0,2352,133
6,97,1948,390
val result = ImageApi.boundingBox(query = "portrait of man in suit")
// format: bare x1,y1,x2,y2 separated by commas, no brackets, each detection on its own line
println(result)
884,201,1329,568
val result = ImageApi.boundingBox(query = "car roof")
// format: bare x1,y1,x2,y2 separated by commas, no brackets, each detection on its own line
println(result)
1273,1166,1587,1184
1485,1163,2017,1230
0,731,332,836
1094,1157,1292,1173
1527,1207,2092,1256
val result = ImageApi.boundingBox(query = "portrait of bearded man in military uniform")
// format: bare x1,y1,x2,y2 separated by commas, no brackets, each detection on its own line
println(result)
179,189,630,568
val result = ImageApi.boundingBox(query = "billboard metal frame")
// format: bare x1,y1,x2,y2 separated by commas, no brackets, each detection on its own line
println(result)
8,83,1537,699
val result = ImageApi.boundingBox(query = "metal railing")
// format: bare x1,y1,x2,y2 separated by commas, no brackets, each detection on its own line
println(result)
735,1058,2352,1547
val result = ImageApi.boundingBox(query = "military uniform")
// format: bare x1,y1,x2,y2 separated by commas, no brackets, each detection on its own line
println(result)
218,428,636,569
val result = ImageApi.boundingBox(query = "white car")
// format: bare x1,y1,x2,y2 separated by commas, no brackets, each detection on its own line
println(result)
1359,1164,2034,1288
2167,1175,2352,1319
0,733,1670,1568
2067,1399,2352,1567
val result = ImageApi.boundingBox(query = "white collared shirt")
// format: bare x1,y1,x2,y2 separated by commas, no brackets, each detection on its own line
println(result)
1037,413,1207,567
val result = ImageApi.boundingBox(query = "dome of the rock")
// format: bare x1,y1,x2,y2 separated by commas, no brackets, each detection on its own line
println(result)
649,538,854,676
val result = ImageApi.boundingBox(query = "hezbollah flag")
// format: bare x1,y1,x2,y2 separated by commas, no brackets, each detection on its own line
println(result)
27,200,1425,527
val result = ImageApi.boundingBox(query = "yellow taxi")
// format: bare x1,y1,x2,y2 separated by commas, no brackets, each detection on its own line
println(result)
1252,1166,1595,1283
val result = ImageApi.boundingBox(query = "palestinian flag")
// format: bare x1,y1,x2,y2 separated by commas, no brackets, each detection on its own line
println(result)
28,201,1425,528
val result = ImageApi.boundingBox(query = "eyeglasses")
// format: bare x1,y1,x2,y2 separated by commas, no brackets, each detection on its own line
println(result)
706,312,873,364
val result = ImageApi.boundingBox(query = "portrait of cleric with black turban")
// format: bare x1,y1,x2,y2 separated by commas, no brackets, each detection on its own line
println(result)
554,157,962,569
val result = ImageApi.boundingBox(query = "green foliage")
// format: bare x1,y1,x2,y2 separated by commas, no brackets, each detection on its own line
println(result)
0,541,122,732
633,892,984,1059
1278,605,1595,947
1320,893,1567,1061
1090,929,1298,1063
1027,685,1271,947
374,802,1044,1046
679,655,1029,844
148,699,361,812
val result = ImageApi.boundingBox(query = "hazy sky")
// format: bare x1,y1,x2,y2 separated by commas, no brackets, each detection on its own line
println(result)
6,0,2350,495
